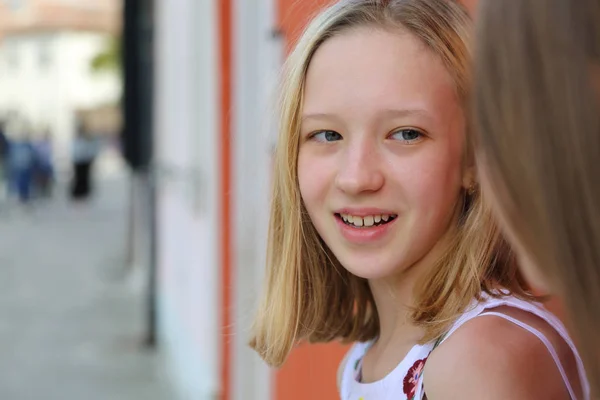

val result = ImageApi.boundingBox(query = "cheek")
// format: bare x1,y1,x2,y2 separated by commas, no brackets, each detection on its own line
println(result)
297,149,330,211
394,148,463,214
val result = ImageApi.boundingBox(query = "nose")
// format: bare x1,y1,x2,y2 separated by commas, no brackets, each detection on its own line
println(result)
335,140,384,195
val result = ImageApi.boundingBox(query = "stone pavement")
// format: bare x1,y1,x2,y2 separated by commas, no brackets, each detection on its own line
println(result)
0,172,180,400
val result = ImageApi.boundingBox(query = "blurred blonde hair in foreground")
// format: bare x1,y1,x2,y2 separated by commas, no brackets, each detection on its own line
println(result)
250,0,531,368
473,0,600,393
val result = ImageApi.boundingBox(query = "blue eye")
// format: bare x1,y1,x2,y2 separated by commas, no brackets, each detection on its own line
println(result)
390,128,423,143
311,130,342,142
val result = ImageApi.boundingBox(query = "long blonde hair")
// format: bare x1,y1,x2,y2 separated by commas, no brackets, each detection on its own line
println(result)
473,0,600,391
250,0,530,368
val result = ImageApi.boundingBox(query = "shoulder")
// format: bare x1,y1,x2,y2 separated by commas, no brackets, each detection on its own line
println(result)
423,309,573,400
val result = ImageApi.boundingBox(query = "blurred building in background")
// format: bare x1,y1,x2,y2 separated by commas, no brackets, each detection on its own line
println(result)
0,0,121,173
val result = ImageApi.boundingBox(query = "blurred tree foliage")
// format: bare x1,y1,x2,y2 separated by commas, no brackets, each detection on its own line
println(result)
91,36,121,75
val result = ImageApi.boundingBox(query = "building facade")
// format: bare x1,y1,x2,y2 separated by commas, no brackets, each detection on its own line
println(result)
0,0,121,171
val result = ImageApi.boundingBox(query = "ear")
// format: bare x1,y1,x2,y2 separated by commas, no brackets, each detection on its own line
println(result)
462,165,477,190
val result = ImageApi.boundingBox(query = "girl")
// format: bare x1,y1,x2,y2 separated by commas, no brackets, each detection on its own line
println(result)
251,0,589,398
473,0,600,394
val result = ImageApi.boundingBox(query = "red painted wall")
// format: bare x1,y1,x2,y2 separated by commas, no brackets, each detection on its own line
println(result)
219,0,233,399
277,0,335,54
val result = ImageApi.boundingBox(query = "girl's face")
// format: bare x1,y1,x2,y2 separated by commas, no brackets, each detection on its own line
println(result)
298,28,471,280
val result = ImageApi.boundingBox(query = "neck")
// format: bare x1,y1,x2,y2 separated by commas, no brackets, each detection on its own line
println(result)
369,225,458,349
369,264,424,349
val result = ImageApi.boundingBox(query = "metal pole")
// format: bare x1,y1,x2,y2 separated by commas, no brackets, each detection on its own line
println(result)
142,0,157,349
144,166,157,347
123,0,156,348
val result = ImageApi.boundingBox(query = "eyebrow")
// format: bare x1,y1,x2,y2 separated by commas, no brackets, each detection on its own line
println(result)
380,108,432,119
301,108,432,122
301,113,341,123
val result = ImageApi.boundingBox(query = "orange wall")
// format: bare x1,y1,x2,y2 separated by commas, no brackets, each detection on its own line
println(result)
276,342,349,399
277,0,335,54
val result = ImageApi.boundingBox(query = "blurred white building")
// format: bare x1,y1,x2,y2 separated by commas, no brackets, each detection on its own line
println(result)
0,0,121,173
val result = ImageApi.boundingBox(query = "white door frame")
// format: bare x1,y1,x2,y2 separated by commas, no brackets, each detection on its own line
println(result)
232,0,282,399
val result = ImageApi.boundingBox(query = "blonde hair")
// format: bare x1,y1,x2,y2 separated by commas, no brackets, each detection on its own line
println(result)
250,0,530,368
473,0,600,391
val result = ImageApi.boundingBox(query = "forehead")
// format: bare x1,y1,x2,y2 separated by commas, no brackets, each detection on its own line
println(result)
303,27,458,118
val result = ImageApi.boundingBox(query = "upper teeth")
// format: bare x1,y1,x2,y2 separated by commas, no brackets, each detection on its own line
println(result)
341,214,394,227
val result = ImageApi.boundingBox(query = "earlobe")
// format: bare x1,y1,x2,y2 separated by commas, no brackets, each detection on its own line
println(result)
462,166,477,191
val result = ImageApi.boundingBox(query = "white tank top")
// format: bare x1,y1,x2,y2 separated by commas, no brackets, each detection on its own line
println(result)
340,294,590,400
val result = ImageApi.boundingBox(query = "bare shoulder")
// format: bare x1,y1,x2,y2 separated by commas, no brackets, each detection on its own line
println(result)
423,307,577,400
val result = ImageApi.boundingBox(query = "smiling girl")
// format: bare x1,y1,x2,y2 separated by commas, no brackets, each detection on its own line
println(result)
250,0,589,399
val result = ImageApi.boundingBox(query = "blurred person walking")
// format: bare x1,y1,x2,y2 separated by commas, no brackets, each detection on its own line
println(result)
70,121,100,201
8,133,35,204
31,130,54,198
0,122,9,199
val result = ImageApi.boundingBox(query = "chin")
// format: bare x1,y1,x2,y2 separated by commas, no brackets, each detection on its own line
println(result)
336,254,405,281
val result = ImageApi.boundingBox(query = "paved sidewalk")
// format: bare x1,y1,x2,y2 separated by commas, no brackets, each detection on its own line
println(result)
0,174,180,400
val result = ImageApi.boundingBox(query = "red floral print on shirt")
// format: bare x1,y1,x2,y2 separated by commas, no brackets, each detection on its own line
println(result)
403,357,427,400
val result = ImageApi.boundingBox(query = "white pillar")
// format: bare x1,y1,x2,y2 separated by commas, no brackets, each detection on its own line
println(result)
233,0,283,399
154,0,220,398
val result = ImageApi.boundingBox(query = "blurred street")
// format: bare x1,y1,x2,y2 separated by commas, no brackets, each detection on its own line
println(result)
0,163,179,399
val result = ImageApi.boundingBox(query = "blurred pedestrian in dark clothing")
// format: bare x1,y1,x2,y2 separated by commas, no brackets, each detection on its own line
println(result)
70,124,100,200
31,131,54,198
0,123,9,200
9,138,34,203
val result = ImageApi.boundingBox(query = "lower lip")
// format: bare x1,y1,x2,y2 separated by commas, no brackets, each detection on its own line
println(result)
335,215,396,244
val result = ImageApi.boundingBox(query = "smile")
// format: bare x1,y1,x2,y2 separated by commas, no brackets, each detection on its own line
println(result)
335,213,398,228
